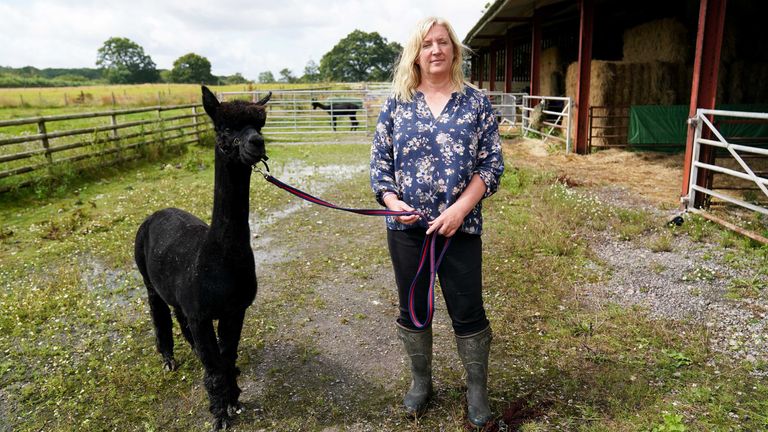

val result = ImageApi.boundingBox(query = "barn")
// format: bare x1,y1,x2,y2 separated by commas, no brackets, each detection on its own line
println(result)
464,0,768,239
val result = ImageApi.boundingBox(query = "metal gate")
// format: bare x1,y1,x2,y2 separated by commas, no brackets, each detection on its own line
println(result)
685,108,768,241
521,95,573,153
220,87,524,144
219,89,388,143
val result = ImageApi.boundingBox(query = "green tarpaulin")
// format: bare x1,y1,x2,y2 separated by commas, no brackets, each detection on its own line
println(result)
628,104,768,150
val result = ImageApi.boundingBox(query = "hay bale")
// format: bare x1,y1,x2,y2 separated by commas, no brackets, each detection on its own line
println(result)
567,60,690,107
540,47,564,96
565,59,691,146
623,18,689,63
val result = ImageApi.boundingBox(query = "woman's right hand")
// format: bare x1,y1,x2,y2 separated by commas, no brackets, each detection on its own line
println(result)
383,194,420,225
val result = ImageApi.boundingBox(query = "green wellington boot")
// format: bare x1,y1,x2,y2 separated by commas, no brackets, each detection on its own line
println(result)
456,326,493,427
396,324,433,416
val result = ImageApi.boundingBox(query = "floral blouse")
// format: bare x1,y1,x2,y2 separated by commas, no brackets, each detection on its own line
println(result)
370,85,504,235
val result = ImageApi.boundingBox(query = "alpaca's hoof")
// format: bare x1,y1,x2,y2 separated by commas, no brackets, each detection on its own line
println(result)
227,402,244,417
213,416,231,431
162,357,178,372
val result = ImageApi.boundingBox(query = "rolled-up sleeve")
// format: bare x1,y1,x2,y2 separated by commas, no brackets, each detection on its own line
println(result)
473,95,504,198
370,97,399,206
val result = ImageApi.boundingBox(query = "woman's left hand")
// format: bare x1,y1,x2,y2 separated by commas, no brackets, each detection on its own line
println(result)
426,174,488,238
426,204,467,237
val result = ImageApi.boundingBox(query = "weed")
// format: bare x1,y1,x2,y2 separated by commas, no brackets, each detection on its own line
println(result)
681,265,719,282
726,276,764,299
662,349,693,368
651,412,687,432
649,232,674,252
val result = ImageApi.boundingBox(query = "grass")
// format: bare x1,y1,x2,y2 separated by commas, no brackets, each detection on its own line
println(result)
0,83,359,111
1,140,768,431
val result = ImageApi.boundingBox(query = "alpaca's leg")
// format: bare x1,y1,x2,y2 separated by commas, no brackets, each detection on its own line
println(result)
146,287,176,371
351,115,358,131
331,116,337,131
174,308,195,350
189,319,231,430
217,310,246,414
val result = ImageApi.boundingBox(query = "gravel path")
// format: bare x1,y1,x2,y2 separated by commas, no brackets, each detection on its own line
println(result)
578,185,768,363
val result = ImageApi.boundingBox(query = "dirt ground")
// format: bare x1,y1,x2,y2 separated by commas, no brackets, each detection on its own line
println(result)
230,138,766,429
505,137,686,208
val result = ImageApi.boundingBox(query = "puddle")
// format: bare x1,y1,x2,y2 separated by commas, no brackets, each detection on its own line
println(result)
79,255,143,312
249,162,366,271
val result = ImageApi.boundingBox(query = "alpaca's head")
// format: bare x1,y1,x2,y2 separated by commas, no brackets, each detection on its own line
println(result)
202,86,271,166
311,99,321,110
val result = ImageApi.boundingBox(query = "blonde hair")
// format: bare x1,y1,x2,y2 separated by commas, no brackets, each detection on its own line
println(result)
391,17,467,102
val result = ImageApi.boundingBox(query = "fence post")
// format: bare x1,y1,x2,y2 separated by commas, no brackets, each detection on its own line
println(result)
37,119,53,167
110,113,121,160
157,108,165,149
192,106,201,144
565,98,573,154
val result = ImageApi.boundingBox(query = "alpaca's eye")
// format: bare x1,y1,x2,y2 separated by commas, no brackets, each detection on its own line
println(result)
234,138,241,145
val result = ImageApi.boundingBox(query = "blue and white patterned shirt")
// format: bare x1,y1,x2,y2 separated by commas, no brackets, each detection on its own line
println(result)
370,85,504,235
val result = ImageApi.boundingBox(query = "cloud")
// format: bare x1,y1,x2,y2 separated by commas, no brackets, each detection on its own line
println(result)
1,0,486,80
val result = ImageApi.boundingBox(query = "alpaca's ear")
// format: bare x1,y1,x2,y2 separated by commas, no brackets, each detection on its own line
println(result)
201,86,219,120
256,91,272,106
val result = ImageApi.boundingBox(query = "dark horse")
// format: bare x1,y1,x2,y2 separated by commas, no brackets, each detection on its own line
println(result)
134,86,270,430
311,99,361,131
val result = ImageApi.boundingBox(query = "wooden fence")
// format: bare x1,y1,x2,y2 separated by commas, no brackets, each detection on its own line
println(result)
0,103,211,192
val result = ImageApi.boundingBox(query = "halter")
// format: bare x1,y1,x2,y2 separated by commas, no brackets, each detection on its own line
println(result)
253,160,450,329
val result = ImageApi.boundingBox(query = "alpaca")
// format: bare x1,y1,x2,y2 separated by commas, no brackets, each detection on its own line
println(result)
134,86,271,430
311,98,361,131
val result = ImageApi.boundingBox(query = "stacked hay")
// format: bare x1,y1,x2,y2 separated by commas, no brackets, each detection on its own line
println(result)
564,19,693,148
540,47,564,96
565,61,691,146
622,18,689,63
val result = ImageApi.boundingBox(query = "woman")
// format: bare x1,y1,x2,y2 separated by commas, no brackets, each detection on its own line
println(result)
370,16,504,427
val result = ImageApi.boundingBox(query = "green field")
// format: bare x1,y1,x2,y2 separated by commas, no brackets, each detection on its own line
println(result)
0,83,344,111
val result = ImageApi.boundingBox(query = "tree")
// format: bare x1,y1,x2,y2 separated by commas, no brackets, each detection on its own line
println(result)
319,30,402,82
96,37,159,84
221,73,250,85
168,53,216,84
300,60,321,83
278,68,297,83
258,71,275,83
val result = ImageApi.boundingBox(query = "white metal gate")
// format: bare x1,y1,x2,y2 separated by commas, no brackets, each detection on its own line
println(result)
521,95,573,153
685,108,768,219
219,89,387,143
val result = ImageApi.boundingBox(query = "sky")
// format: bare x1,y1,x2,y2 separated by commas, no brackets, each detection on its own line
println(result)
0,0,489,80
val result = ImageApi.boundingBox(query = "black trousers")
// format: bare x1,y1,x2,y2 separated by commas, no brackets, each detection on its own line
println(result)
387,228,489,336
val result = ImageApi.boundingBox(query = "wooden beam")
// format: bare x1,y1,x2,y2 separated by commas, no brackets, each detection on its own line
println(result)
574,0,594,154
493,17,532,23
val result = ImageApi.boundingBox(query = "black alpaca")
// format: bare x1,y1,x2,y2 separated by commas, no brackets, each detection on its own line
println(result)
134,86,271,430
311,99,360,131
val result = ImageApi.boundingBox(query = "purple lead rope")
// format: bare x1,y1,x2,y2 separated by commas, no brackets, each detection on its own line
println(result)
255,163,450,329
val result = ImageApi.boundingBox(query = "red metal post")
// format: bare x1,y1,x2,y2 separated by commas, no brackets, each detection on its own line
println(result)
681,0,727,204
530,13,542,96
574,0,594,154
